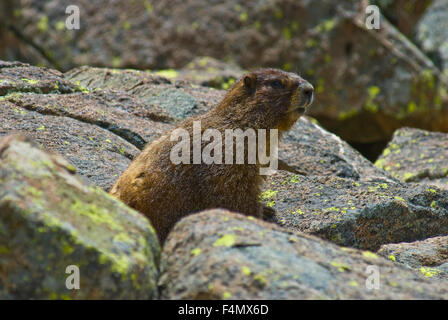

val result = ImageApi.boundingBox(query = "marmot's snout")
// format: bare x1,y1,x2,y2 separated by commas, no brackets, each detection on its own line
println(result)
299,82,314,107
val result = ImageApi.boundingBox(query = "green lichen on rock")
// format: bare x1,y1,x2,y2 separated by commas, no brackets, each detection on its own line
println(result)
378,235,448,280
375,128,448,188
0,135,160,299
262,169,448,251
160,209,448,299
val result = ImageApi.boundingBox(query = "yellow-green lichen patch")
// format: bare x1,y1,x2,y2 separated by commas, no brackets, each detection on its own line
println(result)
420,69,435,90
55,21,66,31
362,251,378,260
38,16,49,32
283,63,292,71
403,172,417,182
25,186,44,199
374,158,387,170
323,207,340,214
388,254,396,262
330,261,351,272
213,234,237,247
0,245,10,255
190,248,202,256
123,21,131,30
21,78,39,85
61,241,74,255
70,200,123,231
364,86,380,113
282,27,292,40
221,78,235,90
241,266,251,276
338,108,358,121
253,273,267,285
368,183,389,193
407,101,418,113
99,251,131,277
306,38,318,48
348,280,359,287
239,12,248,22
113,233,134,244
260,189,278,200
266,200,275,208
317,18,337,33
316,78,325,94
154,69,179,79
274,9,283,20
419,267,441,278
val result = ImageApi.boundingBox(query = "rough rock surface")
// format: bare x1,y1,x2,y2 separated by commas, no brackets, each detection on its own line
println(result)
0,61,180,190
160,209,448,299
374,127,448,189
0,135,160,299
163,56,245,90
0,60,81,95
378,236,448,280
416,0,448,75
4,0,448,145
374,0,433,37
65,65,224,120
261,170,448,251
280,117,396,182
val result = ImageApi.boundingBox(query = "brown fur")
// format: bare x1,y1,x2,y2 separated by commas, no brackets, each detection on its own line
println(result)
110,68,313,244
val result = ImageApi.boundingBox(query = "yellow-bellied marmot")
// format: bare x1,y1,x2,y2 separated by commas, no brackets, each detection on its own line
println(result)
110,68,314,243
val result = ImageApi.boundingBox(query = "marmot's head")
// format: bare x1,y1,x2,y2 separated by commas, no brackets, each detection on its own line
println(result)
221,68,314,131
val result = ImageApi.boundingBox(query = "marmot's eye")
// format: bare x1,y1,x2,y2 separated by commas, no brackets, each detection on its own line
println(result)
270,80,284,89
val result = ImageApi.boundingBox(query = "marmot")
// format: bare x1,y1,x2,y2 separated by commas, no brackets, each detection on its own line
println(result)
110,68,314,243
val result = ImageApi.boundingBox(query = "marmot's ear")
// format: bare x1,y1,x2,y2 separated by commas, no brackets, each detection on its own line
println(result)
243,75,256,93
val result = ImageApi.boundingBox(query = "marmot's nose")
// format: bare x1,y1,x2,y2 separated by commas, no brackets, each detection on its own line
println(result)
300,82,314,105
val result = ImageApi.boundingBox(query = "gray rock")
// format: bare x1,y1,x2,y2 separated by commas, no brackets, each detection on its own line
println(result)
65,65,225,120
374,127,448,189
280,116,396,182
262,170,448,251
0,135,160,299
160,209,448,299
378,235,448,280
416,0,448,75
373,0,433,37
0,61,175,191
